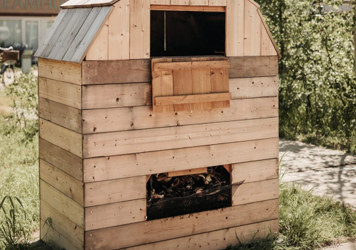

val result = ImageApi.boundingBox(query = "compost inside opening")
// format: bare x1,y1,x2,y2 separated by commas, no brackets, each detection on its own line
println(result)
151,10,226,57
146,166,232,220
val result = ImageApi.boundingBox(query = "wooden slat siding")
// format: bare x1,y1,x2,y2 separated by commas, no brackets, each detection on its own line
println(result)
168,167,207,177
261,23,277,56
41,200,84,250
232,179,279,206
39,139,83,182
38,59,81,85
155,93,231,106
39,98,82,133
150,0,170,4
85,176,146,206
40,160,84,205
127,220,279,250
192,68,213,110
150,5,225,12
83,138,279,182
130,0,150,59
230,76,278,99
35,10,67,57
229,56,278,78
244,0,261,56
39,78,81,109
85,199,146,230
41,219,81,250
83,118,278,158
153,60,229,71
109,0,130,60
209,0,227,6
226,0,244,56
40,180,84,229
173,69,193,111
82,59,150,85
85,199,279,250
170,0,189,5
71,7,113,63
258,9,281,58
231,159,279,184
62,8,102,62
82,83,151,109
211,67,230,108
54,9,93,60
39,119,82,158
86,19,109,60
82,97,278,134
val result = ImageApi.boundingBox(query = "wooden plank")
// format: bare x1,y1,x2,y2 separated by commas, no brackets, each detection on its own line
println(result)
232,159,279,184
229,56,278,78
40,159,84,206
192,69,212,110
39,138,83,182
168,167,207,177
85,199,279,250
83,118,278,158
82,97,278,134
209,0,226,6
261,23,277,56
153,60,229,71
85,199,146,230
39,119,82,158
130,0,150,59
39,77,81,109
40,180,84,229
41,200,84,249
83,138,279,182
232,179,279,206
155,93,231,106
150,0,170,4
109,0,130,60
258,9,281,58
211,68,230,108
151,5,225,12
63,7,102,62
85,176,146,206
244,0,261,56
171,0,208,6
226,0,244,56
86,19,109,60
38,59,81,85
82,83,151,109
230,76,278,99
173,69,193,111
127,220,279,250
39,97,82,133
82,59,150,85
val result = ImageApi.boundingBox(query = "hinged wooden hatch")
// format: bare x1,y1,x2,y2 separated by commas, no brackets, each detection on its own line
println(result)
152,57,231,113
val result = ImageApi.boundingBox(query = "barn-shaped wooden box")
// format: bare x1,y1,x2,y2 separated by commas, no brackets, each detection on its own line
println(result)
35,0,280,249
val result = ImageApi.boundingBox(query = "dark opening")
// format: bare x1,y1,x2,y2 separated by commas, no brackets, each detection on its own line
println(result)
151,11,226,57
147,166,231,220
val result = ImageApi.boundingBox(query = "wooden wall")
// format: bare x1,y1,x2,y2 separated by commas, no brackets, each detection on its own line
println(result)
85,0,279,60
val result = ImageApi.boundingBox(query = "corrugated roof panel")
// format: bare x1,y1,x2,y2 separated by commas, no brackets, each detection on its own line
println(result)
35,6,113,63
61,0,119,9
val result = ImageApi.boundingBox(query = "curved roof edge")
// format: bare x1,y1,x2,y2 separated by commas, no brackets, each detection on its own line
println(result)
61,0,120,9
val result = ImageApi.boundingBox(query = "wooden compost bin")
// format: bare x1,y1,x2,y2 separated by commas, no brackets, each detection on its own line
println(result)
35,0,280,249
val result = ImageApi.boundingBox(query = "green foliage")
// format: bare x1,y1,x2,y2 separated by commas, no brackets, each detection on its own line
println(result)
256,0,356,153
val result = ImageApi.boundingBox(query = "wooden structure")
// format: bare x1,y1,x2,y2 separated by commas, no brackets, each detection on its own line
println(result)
35,0,280,249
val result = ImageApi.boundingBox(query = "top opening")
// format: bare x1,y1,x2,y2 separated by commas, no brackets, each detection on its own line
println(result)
151,10,226,57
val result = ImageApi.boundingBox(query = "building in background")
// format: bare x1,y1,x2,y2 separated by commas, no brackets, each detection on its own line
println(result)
0,0,67,53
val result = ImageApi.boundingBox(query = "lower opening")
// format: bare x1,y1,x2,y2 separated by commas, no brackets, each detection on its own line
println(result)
147,166,231,220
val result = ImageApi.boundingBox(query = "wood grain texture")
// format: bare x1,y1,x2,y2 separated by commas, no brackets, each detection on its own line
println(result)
82,59,150,85
150,5,225,11
83,138,279,182
244,0,261,56
130,0,150,59
229,56,278,78
82,83,151,109
230,76,278,99
40,180,84,229
261,22,277,56
209,0,227,6
39,77,81,109
39,119,82,157
40,160,84,205
226,0,244,56
85,199,279,250
82,97,278,134
109,0,130,60
39,97,82,133
83,118,278,158
155,93,231,106
85,199,146,230
231,159,279,184
38,58,81,85
127,220,279,250
39,138,83,182
86,19,109,60
232,179,279,206
168,167,207,177
150,0,170,4
41,200,84,250
85,176,146,206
